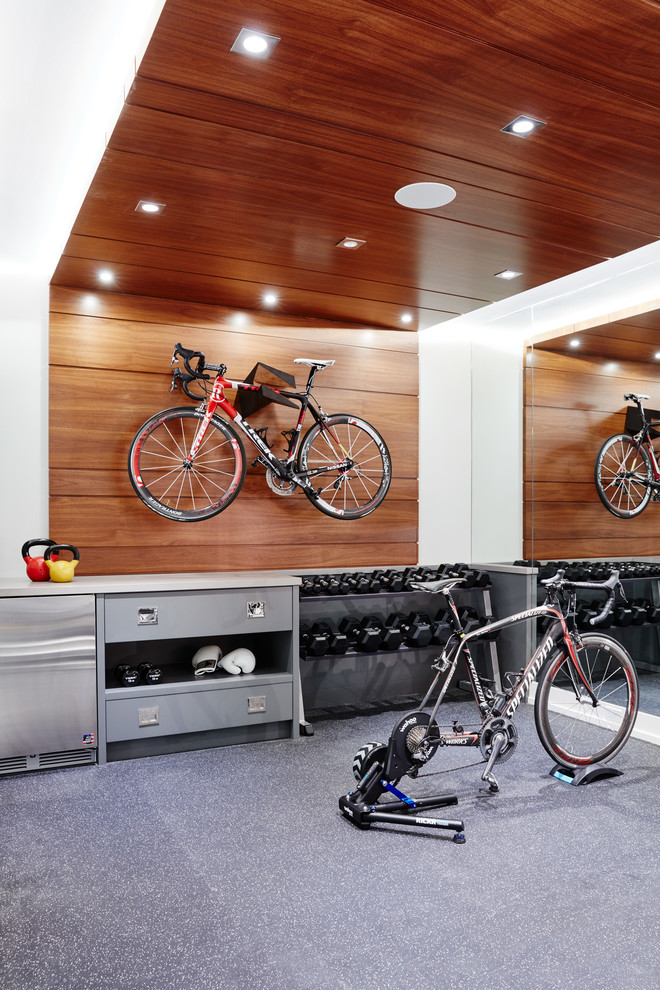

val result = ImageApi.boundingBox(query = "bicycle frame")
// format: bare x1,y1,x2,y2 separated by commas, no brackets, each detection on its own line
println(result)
414,592,595,753
632,428,660,484
628,398,660,484
186,365,348,490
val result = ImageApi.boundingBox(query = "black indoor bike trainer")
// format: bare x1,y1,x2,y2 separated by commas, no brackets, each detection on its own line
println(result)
338,712,466,843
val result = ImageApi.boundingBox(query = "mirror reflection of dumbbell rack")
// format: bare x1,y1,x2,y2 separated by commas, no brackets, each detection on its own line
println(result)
298,565,502,710
526,559,660,674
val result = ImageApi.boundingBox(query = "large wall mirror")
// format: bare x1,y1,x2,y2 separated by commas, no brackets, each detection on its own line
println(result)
525,306,660,719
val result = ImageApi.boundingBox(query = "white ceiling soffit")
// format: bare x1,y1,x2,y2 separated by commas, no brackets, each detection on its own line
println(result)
0,0,164,279
428,239,660,345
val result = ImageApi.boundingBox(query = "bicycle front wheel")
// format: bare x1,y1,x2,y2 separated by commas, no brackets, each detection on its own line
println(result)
297,414,391,519
128,407,246,521
534,633,638,768
594,434,652,518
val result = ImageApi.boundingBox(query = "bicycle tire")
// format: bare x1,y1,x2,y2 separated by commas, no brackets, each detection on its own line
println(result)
594,433,652,518
352,741,387,782
534,633,638,768
128,406,246,521
297,414,391,519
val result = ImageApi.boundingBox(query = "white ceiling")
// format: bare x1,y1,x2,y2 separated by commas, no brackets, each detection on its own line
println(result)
0,0,164,278
3,0,660,339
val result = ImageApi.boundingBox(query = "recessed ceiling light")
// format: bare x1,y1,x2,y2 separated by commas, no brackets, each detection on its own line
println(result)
401,313,413,324
654,351,660,361
231,28,280,59
136,200,165,214
569,338,581,348
501,115,546,137
494,269,522,280
98,269,114,285
263,291,278,306
394,182,457,209
336,237,365,249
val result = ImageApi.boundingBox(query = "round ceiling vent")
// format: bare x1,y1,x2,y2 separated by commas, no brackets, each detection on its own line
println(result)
394,182,457,209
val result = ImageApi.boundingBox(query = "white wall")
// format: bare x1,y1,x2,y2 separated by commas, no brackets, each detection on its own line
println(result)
1,274,50,578
418,327,524,565
418,330,473,563
470,336,523,562
0,0,165,581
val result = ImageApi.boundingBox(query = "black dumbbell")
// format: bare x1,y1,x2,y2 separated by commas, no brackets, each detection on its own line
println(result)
384,612,406,632
351,574,372,594
138,662,163,685
301,622,331,657
382,569,405,592
628,600,648,625
311,575,331,595
646,602,660,622
400,612,433,648
380,619,403,650
355,615,385,652
319,575,341,595
457,606,481,634
576,602,598,628
471,569,491,587
312,621,349,655
115,664,139,687
299,576,316,597
613,604,633,627
431,613,452,644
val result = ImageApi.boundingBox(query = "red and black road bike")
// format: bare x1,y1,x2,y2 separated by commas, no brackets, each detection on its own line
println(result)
595,392,660,518
129,344,391,522
340,568,638,836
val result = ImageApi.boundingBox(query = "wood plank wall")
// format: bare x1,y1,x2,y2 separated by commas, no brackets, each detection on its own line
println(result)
523,345,660,560
49,288,418,576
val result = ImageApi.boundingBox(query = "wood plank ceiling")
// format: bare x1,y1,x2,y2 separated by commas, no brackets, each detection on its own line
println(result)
51,0,660,332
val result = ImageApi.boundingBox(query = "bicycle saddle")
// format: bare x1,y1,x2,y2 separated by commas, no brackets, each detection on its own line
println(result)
409,578,466,594
624,392,650,402
293,358,335,368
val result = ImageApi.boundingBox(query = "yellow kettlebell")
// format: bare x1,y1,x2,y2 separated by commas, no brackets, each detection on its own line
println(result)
44,544,80,582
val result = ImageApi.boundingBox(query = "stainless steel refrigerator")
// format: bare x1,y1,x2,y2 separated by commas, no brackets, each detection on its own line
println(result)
0,595,97,773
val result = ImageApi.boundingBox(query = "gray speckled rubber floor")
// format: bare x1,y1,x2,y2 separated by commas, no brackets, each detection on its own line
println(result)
1,701,659,990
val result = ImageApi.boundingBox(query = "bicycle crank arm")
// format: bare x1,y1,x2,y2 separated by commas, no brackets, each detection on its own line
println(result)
481,729,507,792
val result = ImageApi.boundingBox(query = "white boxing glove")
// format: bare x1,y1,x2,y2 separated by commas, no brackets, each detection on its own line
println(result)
192,644,222,676
218,647,256,675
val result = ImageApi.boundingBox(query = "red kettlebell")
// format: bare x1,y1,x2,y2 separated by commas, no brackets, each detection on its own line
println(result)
22,539,59,582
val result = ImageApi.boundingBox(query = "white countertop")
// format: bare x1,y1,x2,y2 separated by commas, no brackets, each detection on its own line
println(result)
0,571,301,597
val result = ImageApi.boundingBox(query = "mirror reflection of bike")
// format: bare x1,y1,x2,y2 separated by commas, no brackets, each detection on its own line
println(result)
595,392,660,518
128,344,391,522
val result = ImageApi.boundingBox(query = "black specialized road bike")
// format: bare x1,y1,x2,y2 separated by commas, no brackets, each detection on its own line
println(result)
129,344,391,522
595,392,660,518
340,568,639,838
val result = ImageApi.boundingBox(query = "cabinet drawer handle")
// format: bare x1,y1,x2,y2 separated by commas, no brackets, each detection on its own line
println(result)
138,607,158,625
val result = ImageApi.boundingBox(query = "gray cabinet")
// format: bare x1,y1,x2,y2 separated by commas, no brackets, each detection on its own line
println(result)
96,578,300,763
0,574,299,772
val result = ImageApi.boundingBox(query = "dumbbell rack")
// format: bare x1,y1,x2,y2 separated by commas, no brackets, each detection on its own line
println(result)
298,566,502,713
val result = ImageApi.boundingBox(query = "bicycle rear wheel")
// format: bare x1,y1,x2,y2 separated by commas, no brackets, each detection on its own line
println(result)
297,414,391,519
534,633,638,768
128,407,246,521
594,434,652,518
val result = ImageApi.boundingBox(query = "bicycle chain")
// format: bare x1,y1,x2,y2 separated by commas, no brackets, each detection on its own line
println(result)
416,757,486,778
409,717,487,776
